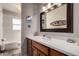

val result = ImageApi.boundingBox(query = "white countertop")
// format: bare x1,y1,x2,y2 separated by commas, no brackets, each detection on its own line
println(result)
26,34,79,56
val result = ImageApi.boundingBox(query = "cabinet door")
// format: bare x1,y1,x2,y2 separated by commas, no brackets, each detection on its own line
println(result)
32,46,46,56
27,38,32,56
32,41,49,55
37,51,46,56
50,49,66,56
32,46,38,56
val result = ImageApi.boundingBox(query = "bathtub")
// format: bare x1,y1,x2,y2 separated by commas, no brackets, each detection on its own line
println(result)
0,41,21,50
0,41,21,56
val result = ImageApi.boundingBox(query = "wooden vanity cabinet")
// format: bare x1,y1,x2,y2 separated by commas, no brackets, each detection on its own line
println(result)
26,38,66,56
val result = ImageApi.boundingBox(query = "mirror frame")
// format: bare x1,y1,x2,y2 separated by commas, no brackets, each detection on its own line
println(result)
40,3,73,33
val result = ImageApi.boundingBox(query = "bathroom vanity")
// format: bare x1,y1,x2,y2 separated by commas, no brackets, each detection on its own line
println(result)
26,34,79,56
27,38,66,56
25,3,79,56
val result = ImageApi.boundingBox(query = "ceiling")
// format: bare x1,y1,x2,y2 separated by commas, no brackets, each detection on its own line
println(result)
0,3,21,14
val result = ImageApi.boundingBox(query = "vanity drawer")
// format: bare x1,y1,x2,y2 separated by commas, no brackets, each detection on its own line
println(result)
32,41,49,55
50,49,66,56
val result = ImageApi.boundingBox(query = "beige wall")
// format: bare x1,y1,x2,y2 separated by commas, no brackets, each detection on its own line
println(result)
21,3,40,55
0,6,3,39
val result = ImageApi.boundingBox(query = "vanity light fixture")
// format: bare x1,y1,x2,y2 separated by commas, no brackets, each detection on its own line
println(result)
50,7,54,10
57,3,62,7
42,3,64,13
52,3,58,6
42,3,51,12
48,3,51,8
43,6,46,11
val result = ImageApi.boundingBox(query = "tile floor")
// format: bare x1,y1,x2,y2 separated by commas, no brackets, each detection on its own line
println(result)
0,48,21,56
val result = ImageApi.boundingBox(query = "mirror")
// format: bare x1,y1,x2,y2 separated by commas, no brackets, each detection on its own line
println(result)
40,3,73,33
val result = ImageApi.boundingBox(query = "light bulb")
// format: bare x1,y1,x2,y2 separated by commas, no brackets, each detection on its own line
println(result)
54,3,58,5
57,3,62,7
43,6,46,11
50,7,54,10
48,3,51,8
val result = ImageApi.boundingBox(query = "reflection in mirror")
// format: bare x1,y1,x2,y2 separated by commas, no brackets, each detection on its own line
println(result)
48,4,67,29
42,4,67,29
